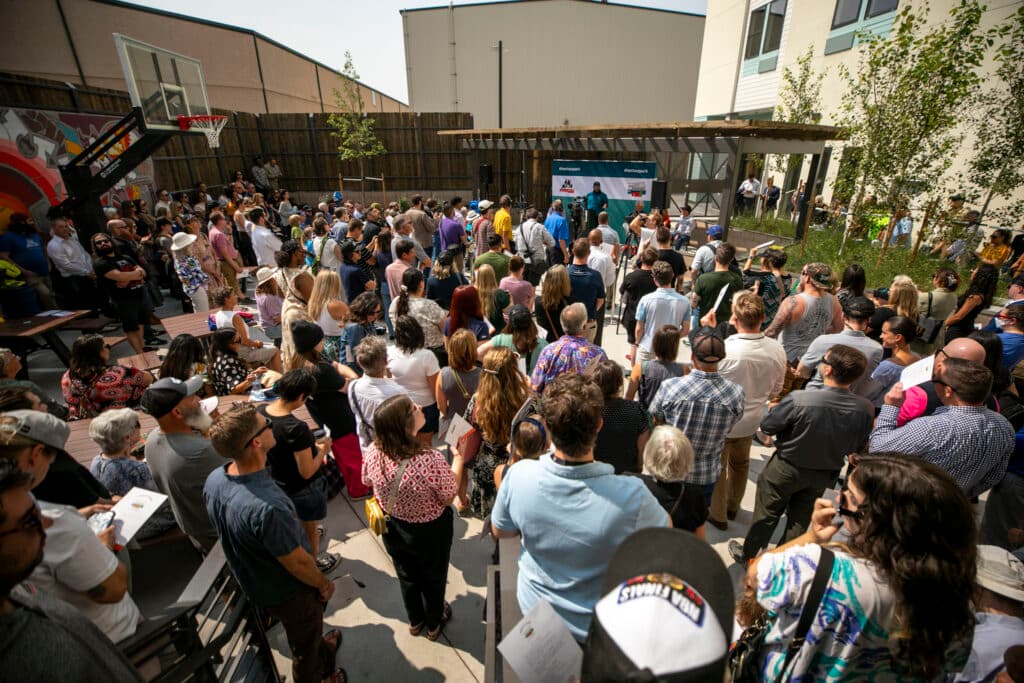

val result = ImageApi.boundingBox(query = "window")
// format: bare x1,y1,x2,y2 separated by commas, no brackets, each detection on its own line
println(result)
764,0,787,53
745,6,766,60
744,0,787,60
832,0,863,29
865,0,898,18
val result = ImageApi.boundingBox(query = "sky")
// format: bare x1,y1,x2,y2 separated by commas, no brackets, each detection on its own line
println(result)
121,0,707,103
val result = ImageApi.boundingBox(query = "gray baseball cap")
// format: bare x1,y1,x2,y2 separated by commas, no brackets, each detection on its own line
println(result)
141,376,205,418
1,409,69,454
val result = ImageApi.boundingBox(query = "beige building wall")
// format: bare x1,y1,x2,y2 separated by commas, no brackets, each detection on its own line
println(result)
0,0,407,115
694,0,1022,220
402,0,705,128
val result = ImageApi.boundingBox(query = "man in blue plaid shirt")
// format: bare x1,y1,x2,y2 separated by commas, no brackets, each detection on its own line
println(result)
650,327,744,505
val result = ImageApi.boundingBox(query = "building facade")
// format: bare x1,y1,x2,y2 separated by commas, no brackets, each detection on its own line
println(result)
693,0,1021,220
402,0,705,128
0,0,407,115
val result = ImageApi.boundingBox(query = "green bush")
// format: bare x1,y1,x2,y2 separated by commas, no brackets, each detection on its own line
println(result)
783,230,975,292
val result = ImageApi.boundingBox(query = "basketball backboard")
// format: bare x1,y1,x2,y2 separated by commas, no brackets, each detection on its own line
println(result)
113,34,211,132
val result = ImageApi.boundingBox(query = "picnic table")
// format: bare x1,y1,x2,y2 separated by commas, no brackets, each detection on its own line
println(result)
0,309,90,366
161,309,221,340
117,351,164,373
65,394,316,467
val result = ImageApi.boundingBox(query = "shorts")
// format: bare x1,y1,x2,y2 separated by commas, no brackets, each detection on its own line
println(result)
289,475,328,522
419,403,440,434
238,343,278,366
113,295,152,332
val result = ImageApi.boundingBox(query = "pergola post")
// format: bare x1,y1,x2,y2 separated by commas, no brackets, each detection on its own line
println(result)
719,138,743,240
795,153,821,242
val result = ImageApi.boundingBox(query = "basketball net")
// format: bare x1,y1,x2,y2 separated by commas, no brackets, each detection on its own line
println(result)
177,115,228,149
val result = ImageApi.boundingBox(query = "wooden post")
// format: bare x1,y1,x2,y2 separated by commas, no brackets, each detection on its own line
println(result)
909,199,936,265
875,213,899,267
338,173,344,195
382,175,388,205
797,154,821,258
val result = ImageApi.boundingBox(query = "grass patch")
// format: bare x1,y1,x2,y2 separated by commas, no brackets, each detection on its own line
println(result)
783,230,975,292
730,214,798,238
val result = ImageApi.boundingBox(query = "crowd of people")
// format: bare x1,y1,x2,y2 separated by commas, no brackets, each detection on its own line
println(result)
0,179,1023,683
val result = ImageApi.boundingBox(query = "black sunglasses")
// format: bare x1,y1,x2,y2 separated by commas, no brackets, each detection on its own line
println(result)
0,502,43,539
245,419,272,447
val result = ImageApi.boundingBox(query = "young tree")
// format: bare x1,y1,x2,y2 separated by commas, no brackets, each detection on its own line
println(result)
772,45,824,176
837,0,992,260
327,51,386,184
967,5,1024,226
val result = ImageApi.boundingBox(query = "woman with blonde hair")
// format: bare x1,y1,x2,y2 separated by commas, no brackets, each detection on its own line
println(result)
869,275,920,341
466,347,530,516
535,264,575,342
307,270,349,362
633,425,707,538
474,264,511,334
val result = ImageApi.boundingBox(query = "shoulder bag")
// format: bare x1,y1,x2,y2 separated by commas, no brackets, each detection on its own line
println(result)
518,222,544,285
729,547,835,682
918,291,942,344
366,456,411,536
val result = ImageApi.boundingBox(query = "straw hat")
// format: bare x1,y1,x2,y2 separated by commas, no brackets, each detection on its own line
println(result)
256,266,277,286
171,232,197,251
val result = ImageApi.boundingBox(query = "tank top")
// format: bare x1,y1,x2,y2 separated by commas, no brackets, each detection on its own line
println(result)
639,360,684,412
780,292,835,362
213,310,236,330
317,306,343,337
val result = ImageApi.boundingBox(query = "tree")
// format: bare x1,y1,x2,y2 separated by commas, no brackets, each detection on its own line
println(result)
967,5,1024,226
772,44,824,178
836,0,992,258
327,51,386,183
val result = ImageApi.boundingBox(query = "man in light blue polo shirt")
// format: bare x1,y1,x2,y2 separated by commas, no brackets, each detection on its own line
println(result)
634,261,691,363
491,373,668,641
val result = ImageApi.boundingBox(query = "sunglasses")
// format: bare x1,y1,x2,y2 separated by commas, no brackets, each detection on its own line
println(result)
0,501,43,539
245,418,272,447
836,483,865,521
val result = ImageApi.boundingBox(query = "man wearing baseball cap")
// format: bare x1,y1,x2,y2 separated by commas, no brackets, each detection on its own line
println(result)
952,546,1024,682
649,327,744,507
582,528,734,681
143,377,226,552
0,410,142,643
690,224,724,277
797,295,883,397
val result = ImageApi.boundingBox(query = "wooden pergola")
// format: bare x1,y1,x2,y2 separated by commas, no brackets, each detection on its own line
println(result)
440,120,845,237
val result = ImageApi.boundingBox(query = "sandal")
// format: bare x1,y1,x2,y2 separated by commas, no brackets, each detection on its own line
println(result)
322,629,343,656
322,667,348,683
409,622,425,636
426,603,453,641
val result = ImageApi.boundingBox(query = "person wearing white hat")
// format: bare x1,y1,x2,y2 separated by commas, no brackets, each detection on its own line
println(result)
952,545,1024,682
255,266,283,345
171,231,210,312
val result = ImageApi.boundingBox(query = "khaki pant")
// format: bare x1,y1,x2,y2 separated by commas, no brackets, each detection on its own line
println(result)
219,261,239,294
709,435,753,523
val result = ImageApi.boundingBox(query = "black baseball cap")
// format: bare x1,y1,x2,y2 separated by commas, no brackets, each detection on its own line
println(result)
582,528,734,682
689,326,726,363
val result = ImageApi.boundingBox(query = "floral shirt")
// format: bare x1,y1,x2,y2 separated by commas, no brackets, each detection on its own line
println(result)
175,254,209,296
210,353,248,395
360,443,456,523
530,334,607,394
61,366,147,421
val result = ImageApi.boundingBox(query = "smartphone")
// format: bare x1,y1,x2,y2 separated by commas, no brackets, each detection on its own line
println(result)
311,428,327,439
87,510,115,535
821,488,844,528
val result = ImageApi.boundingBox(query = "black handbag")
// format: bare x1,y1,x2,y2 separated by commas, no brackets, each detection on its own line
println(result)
729,547,835,682
918,292,943,344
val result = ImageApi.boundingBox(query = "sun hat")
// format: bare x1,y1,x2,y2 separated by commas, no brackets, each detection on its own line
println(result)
977,545,1024,603
256,266,277,287
171,232,197,251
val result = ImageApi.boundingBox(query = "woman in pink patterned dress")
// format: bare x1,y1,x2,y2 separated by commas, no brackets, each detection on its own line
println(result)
61,335,154,420
361,394,466,641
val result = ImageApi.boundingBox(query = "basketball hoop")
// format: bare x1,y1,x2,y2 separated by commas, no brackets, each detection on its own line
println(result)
178,114,228,148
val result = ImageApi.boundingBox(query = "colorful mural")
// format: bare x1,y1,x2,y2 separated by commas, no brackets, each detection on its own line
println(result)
0,107,155,231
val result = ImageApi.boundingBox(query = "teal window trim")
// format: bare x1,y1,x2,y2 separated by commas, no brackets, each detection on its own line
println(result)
825,0,898,55
741,0,787,76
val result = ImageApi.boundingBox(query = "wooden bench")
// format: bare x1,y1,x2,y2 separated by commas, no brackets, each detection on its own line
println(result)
103,335,128,349
62,316,119,333
485,536,524,683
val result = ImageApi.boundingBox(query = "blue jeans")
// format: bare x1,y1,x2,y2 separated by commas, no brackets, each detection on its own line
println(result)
673,233,690,251
380,281,395,337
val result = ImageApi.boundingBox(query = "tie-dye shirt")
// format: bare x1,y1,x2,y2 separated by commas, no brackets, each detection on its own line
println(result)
756,544,969,682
